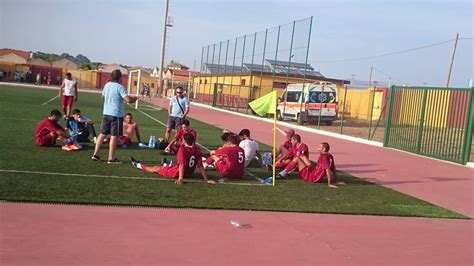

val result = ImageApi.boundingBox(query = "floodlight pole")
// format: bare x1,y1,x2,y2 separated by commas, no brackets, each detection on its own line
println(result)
158,0,170,97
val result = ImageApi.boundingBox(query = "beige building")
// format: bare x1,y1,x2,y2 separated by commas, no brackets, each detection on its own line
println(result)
0,53,27,64
28,58,51,66
100,64,128,74
51,58,78,70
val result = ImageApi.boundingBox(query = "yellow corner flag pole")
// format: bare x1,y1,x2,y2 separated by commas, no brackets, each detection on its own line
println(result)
272,100,277,186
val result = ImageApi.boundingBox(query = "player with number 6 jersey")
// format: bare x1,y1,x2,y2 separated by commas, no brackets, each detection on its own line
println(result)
131,133,216,185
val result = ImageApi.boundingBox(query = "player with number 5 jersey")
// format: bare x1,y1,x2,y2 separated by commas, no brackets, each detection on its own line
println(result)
206,133,245,178
130,133,216,185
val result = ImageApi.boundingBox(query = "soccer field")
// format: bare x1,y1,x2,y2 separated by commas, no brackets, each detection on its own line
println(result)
0,85,466,218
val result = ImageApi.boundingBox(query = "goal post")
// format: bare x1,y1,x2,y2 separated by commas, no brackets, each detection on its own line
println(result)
127,69,142,109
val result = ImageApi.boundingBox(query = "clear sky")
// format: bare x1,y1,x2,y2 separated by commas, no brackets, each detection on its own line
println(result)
0,0,472,87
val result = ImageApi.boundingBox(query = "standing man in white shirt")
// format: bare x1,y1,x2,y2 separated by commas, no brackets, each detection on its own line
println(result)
238,129,263,167
165,86,190,141
59,72,78,120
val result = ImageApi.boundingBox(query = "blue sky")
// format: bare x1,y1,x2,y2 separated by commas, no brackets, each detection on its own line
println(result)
0,0,472,86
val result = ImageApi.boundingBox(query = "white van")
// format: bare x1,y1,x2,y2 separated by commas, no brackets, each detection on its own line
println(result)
277,82,338,125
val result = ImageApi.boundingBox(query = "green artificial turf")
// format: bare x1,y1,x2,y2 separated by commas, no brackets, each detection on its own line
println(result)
0,85,467,218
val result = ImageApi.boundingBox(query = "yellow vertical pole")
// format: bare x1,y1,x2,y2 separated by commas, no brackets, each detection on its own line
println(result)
272,97,277,186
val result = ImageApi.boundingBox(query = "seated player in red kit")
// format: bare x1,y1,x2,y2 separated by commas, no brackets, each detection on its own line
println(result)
131,133,216,185
294,142,345,188
275,134,309,178
203,133,245,179
164,119,196,154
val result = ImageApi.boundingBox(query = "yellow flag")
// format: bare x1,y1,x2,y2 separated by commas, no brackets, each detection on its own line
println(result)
248,91,277,116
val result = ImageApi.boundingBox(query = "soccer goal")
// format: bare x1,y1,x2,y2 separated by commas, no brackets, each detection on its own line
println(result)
127,69,142,109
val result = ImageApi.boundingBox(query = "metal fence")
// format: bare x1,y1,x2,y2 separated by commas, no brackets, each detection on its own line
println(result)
384,86,473,164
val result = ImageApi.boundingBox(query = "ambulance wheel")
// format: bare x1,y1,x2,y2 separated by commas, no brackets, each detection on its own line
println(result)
297,113,304,125
277,111,283,121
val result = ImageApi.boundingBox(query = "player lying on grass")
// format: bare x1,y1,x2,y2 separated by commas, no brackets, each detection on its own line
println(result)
164,119,196,154
275,134,309,178
203,133,245,179
131,133,216,185
34,109,73,148
117,113,141,148
294,142,345,188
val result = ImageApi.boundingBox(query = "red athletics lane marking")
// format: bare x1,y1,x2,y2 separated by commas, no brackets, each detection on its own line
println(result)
1,203,472,265
144,97,474,217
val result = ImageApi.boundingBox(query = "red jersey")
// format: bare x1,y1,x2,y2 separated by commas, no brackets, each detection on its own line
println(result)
176,145,203,177
215,145,245,178
35,118,63,140
285,143,309,159
300,153,336,183
174,128,197,143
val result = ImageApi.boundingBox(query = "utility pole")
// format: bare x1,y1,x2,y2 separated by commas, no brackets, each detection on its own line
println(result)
158,0,170,97
368,66,374,88
446,32,459,88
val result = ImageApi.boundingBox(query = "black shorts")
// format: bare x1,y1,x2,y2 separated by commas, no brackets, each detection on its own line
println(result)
100,115,123,136
167,116,182,130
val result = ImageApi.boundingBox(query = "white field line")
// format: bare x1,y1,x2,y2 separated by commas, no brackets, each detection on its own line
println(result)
135,108,266,182
0,169,265,187
0,117,36,121
41,95,59,105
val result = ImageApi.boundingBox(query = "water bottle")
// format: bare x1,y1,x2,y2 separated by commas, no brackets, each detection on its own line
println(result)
230,220,242,228
138,143,149,149
148,136,153,147
149,136,156,149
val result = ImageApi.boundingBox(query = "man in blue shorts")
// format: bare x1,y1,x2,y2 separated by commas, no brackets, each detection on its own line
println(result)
165,86,190,142
92,69,138,164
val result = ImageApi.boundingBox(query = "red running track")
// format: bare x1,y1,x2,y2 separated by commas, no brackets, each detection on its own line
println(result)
1,203,472,265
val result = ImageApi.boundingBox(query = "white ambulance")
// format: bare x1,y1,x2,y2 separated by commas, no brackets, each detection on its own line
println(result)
277,82,338,125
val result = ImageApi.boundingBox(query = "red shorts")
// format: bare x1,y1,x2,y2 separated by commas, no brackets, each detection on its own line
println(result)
215,160,241,178
61,95,74,107
156,164,179,178
35,134,56,147
118,135,132,146
299,166,325,183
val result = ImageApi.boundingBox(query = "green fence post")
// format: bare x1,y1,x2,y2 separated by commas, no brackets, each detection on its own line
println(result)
383,86,396,147
212,83,218,107
416,88,429,152
461,88,474,164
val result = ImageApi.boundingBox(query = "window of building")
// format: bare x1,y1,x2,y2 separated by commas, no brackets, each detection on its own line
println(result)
204,79,207,84
272,81,287,89
241,79,246,86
